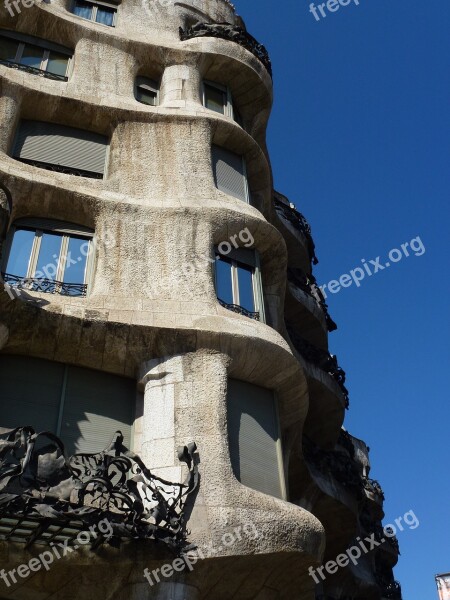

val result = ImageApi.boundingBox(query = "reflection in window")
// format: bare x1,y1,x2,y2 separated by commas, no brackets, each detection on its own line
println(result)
203,80,243,127
0,34,71,79
215,249,264,321
135,77,159,106
72,0,117,27
2,220,94,297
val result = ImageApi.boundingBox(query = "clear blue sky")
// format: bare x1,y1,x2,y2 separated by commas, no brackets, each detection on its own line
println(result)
238,0,450,597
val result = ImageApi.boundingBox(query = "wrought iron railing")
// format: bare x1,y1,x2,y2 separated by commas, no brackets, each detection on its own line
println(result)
2,272,87,297
17,158,103,179
0,59,68,82
179,23,272,77
287,326,349,408
274,196,318,265
218,298,260,320
376,570,402,600
0,427,199,553
287,267,337,332
363,477,385,502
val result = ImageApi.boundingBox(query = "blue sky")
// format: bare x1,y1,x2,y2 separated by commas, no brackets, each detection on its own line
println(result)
237,0,450,597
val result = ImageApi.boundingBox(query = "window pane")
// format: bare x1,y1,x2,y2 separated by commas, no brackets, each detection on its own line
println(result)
35,232,63,281
96,5,115,26
0,37,19,63
136,86,157,106
20,44,45,70
64,236,88,285
5,229,35,278
204,84,226,115
215,256,233,305
73,0,93,20
237,263,255,312
47,51,69,77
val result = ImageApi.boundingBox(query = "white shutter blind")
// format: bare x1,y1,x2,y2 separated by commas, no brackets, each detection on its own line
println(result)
212,145,248,202
13,121,108,175
0,356,64,434
61,366,134,455
227,379,283,498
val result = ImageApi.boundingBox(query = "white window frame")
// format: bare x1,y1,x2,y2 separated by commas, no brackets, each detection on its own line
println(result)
0,36,71,78
214,248,266,322
135,76,159,106
2,219,94,295
203,80,243,127
212,145,251,204
71,0,118,27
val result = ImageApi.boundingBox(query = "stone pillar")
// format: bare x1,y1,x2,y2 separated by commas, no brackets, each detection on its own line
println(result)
159,64,201,110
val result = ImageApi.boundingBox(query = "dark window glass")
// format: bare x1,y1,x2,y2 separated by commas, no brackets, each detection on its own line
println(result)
0,37,19,63
20,45,44,70
237,263,254,312
47,51,69,77
216,256,233,305
204,84,226,114
136,86,157,106
96,5,115,26
73,0,94,20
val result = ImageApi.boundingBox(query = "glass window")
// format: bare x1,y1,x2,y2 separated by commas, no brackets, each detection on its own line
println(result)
136,78,158,106
20,44,45,70
73,0,93,20
215,249,263,321
0,37,19,63
3,222,93,297
47,51,69,77
204,83,227,115
96,5,115,26
72,0,116,26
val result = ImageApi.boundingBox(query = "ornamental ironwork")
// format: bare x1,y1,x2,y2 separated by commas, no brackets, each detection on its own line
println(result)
2,272,87,297
376,566,402,600
0,59,68,82
218,298,260,320
18,158,103,179
274,196,318,265
179,22,272,77
287,267,337,332
0,427,199,553
287,326,349,408
363,476,385,502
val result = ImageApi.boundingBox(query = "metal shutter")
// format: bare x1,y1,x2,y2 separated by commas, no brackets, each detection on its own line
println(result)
227,379,284,498
13,121,108,175
61,366,134,455
212,145,248,202
0,356,64,434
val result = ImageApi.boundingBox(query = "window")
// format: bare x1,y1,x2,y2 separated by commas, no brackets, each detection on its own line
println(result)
0,356,135,455
12,121,108,178
2,219,94,297
215,247,265,321
227,379,285,499
203,80,243,127
72,0,117,26
135,76,159,106
0,31,71,80
212,145,249,202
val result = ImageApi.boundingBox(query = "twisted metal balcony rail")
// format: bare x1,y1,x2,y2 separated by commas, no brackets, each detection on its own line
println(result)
0,59,68,82
376,570,402,600
17,158,103,179
274,196,318,265
287,326,349,408
363,476,385,501
2,272,87,297
179,22,272,77
0,427,199,553
218,298,260,320
287,267,337,332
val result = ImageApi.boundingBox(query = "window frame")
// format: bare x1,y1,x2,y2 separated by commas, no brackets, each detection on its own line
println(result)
71,0,118,27
203,80,243,127
214,247,266,322
1,219,95,297
135,76,159,106
212,144,251,204
0,32,72,79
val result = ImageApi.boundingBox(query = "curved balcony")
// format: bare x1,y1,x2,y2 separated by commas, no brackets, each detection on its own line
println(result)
179,22,272,77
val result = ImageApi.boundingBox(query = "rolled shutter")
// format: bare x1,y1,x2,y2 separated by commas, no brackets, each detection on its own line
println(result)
0,356,64,434
61,366,134,455
227,379,284,499
212,145,248,202
13,121,108,176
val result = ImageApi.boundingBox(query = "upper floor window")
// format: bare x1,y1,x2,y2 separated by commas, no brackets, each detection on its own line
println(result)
212,145,249,203
12,121,109,179
1,219,94,297
72,0,117,27
215,247,265,321
0,31,72,81
227,379,285,499
135,76,159,106
203,80,243,127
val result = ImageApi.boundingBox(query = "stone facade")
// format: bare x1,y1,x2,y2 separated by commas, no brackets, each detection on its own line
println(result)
0,1,400,598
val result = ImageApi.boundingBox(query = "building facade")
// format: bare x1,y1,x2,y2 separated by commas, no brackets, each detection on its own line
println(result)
0,0,401,598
